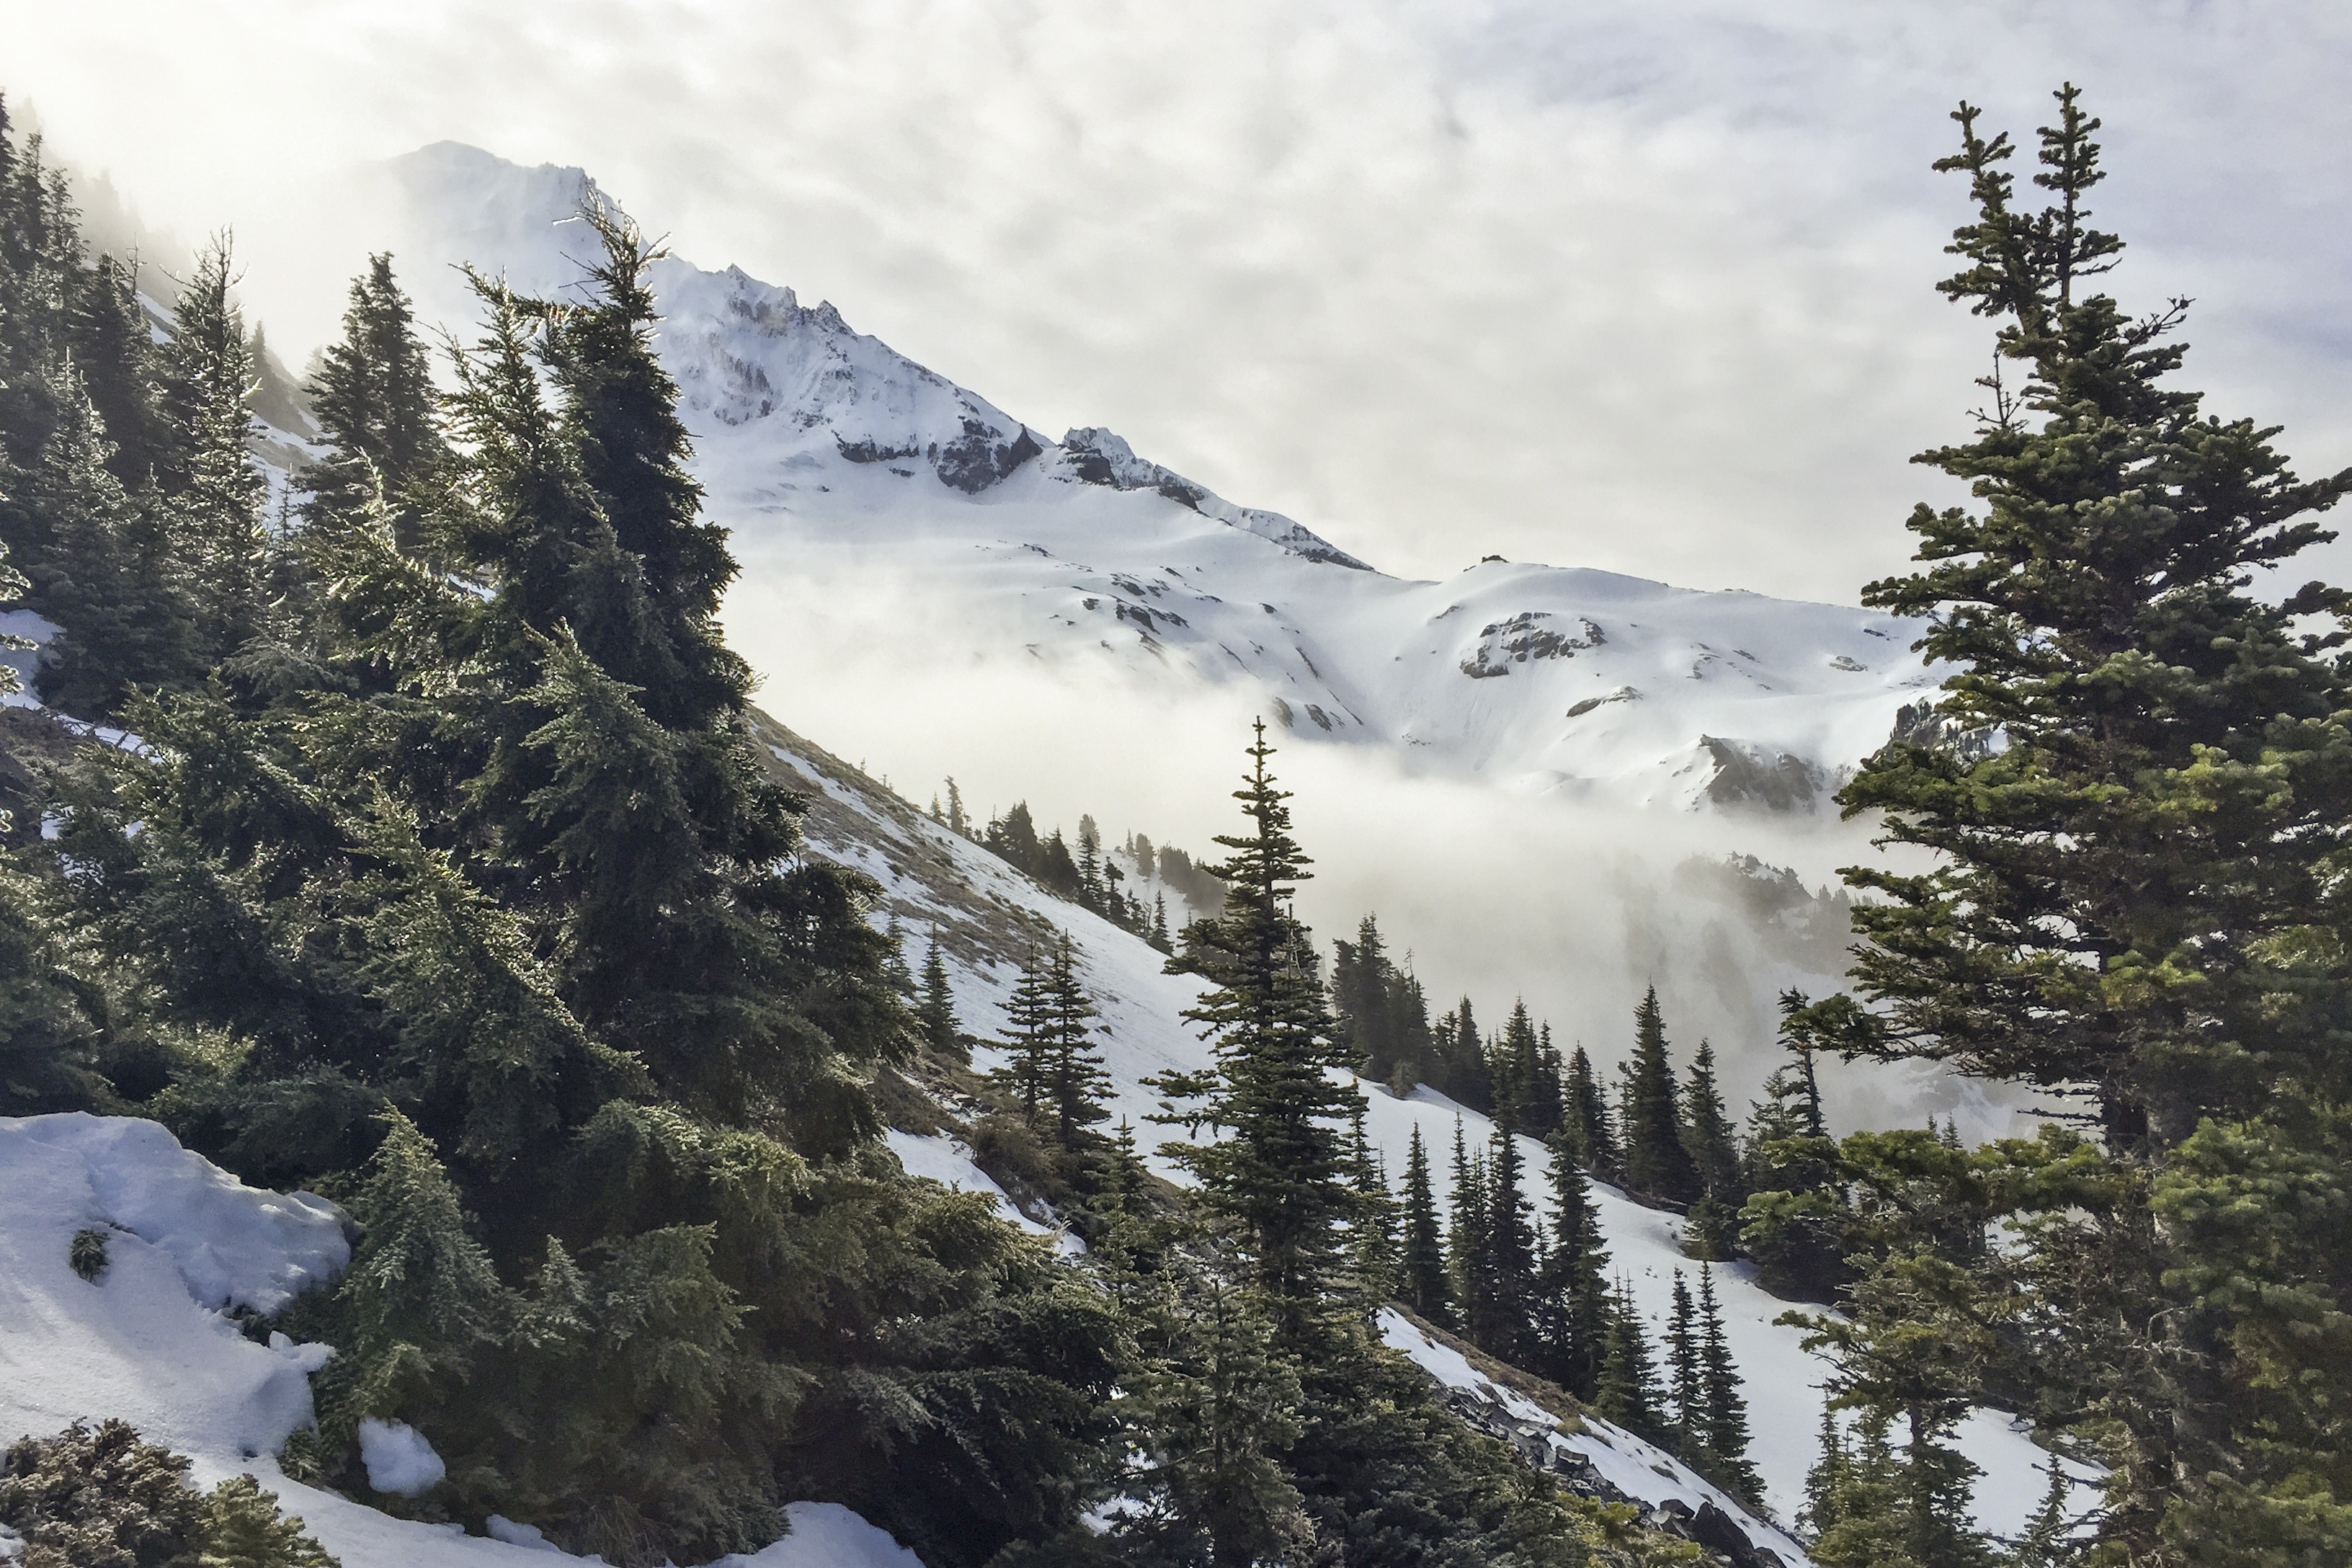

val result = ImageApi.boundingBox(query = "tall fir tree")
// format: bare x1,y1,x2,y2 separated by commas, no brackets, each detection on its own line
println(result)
528,206,745,733
1665,1272,1701,1459
303,251,447,549
66,251,172,488
1155,722,1365,1353
1343,1096,1397,1306
1398,1123,1451,1327
1466,1114,1536,1360
1595,1281,1665,1444
914,929,963,1059
1619,986,1698,1205
1445,1119,1489,1327
1797,87,2352,1561
1329,913,1435,1090
17,356,195,715
1739,992,1848,1301
1561,1042,1620,1182
994,945,1059,1126
155,236,270,667
1693,1265,1760,1506
1678,1038,1743,1260
1042,934,1111,1147
1532,1132,1611,1401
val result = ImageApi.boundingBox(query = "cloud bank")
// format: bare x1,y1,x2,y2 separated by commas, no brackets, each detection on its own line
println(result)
8,1,2352,602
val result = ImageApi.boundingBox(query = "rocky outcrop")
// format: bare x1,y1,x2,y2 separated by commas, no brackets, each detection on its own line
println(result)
1438,1384,1796,1568
1056,427,1373,569
1459,611,1605,677
1696,736,1831,814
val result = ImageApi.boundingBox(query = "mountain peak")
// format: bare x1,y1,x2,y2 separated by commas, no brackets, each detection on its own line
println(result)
377,141,1368,564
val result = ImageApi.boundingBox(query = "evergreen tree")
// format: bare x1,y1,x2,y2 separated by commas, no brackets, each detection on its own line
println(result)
156,235,270,666
994,945,1059,1125
1740,993,1848,1301
1531,1024,1564,1143
985,800,1042,873
1467,1114,1536,1359
1487,1001,1562,1140
1679,1039,1743,1260
199,1474,339,1568
942,776,968,837
1693,1265,1761,1506
1042,934,1111,1147
1793,1239,1996,1568
303,252,446,550
0,832,112,1115
1034,828,1083,901
2012,1458,2077,1568
66,251,172,487
1619,986,1697,1205
1796,88,2352,1560
1399,1123,1451,1326
1148,891,1171,955
1802,1407,1849,1544
529,207,746,732
884,919,917,1001
1665,1271,1700,1458
1076,813,1103,912
1446,1119,1489,1327
19,355,195,714
1532,1132,1611,1401
1561,1043,1620,1183
1154,722,1365,1353
915,929,963,1058
1595,1282,1665,1443
1428,996,1492,1110
1343,1097,1397,1306
1121,1268,1314,1568
1680,1039,1739,1198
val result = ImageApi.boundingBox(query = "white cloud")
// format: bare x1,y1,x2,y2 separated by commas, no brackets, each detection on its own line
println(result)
6,1,2349,600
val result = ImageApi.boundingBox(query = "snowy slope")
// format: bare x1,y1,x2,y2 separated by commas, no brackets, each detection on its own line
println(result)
365,143,1934,818
757,717,2085,1552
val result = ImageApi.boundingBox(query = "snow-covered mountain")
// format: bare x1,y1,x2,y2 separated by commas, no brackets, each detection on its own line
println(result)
320,142,2007,1133
370,142,1934,818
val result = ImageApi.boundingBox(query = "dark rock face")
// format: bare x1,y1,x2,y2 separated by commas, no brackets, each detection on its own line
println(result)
936,420,1043,494
836,436,924,465
1698,736,1828,814
1459,612,1605,678
836,422,1043,493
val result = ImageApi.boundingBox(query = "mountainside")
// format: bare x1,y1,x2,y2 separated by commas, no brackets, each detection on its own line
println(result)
754,712,2084,1547
335,143,2003,1136
373,143,1933,817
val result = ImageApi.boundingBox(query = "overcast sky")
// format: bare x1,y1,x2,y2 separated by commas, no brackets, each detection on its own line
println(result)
8,1,2351,602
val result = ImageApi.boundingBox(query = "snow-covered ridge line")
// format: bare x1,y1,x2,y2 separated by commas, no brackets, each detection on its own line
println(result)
381,141,1938,819
384,143,1363,573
